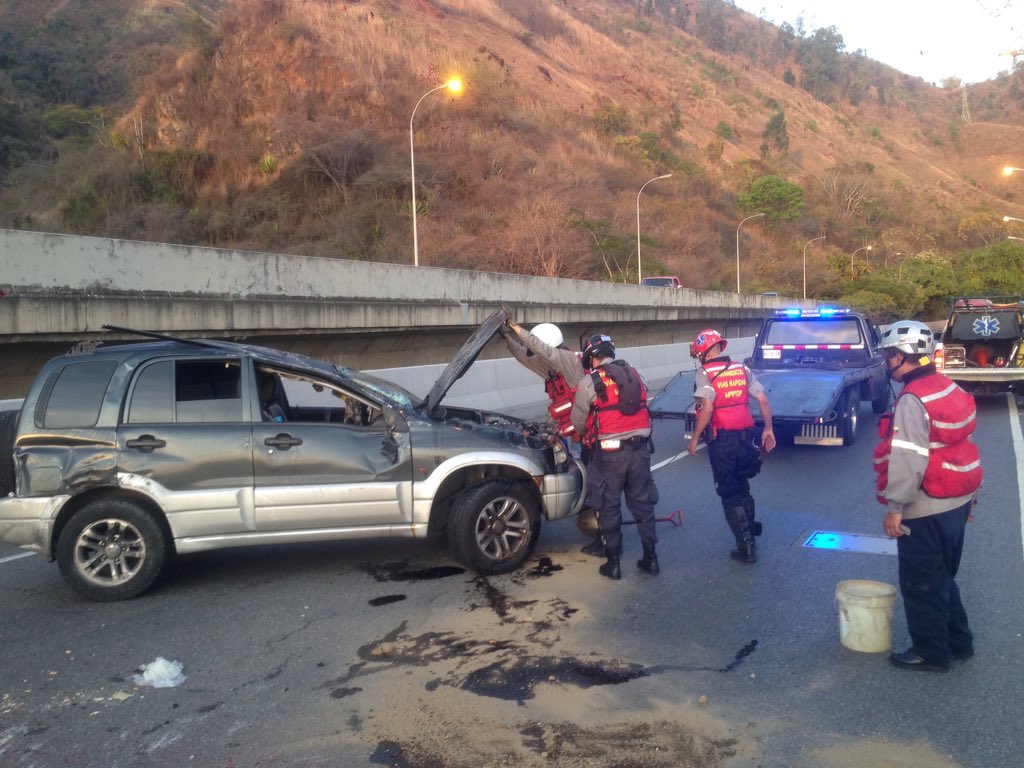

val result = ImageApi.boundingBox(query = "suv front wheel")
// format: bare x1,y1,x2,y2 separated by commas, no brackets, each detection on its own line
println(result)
57,499,166,601
447,481,540,575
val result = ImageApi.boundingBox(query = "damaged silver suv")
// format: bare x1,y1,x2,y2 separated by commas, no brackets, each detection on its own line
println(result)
0,311,584,601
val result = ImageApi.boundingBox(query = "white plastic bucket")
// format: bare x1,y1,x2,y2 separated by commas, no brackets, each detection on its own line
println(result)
835,579,898,653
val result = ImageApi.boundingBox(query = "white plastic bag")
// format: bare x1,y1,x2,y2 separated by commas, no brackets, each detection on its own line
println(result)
133,657,187,688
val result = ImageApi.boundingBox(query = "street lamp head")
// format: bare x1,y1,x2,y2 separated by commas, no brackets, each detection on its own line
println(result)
446,78,463,94
1003,166,1024,176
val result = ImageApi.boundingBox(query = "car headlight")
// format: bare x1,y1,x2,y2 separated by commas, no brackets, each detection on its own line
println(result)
550,436,569,467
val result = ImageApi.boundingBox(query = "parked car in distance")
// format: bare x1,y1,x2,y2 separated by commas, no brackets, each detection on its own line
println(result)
641,275,683,288
0,311,585,601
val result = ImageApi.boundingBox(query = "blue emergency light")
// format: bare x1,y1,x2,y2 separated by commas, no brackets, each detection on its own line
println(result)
774,307,851,318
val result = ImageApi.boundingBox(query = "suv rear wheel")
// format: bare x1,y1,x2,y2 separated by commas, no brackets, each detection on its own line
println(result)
57,499,166,601
447,481,540,575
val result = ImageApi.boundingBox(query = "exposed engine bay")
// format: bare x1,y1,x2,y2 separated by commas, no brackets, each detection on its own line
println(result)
435,404,561,450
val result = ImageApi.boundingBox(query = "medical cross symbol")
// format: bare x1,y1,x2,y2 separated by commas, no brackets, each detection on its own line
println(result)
972,315,1000,337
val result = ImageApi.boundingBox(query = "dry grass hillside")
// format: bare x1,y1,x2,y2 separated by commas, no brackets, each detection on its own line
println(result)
2,0,1023,301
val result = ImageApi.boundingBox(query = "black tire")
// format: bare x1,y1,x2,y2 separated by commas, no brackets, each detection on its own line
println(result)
871,381,892,414
56,498,166,601
0,409,18,497
447,481,540,575
842,388,860,446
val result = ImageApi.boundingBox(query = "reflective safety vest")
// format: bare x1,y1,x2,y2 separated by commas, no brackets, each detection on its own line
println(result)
584,361,650,445
701,358,754,433
873,371,982,504
544,372,577,438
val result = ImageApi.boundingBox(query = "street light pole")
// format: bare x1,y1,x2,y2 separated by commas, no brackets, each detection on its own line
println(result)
802,234,825,300
636,173,672,285
884,251,903,268
1003,215,1024,223
409,79,462,268
850,244,872,276
735,212,764,293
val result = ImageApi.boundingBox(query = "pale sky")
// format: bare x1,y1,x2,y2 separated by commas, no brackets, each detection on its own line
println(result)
732,0,1024,85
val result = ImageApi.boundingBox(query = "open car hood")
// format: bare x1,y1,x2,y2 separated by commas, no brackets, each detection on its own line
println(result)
421,309,507,416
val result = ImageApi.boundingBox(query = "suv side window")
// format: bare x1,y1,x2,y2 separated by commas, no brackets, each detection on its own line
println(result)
37,361,117,428
126,359,243,424
256,365,381,425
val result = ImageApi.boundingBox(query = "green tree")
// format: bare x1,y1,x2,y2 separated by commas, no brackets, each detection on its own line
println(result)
841,276,925,320
569,209,633,282
957,241,1024,295
797,26,846,101
592,104,630,135
840,289,900,321
762,110,789,154
738,175,804,222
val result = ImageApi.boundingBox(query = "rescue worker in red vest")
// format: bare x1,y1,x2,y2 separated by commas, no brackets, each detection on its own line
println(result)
570,333,659,580
687,329,776,563
874,320,982,672
502,319,585,442
501,316,603,556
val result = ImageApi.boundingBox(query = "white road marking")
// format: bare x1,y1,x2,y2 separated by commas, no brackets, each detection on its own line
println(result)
0,552,34,564
651,440,704,471
1009,395,1024,564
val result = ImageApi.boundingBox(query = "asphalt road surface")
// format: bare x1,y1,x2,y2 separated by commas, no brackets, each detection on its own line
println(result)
1,388,1022,768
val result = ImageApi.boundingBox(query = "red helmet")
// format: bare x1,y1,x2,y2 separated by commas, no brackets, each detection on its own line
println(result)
690,329,726,358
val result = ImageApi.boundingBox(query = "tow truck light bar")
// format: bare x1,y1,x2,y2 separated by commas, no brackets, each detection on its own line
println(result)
774,307,851,318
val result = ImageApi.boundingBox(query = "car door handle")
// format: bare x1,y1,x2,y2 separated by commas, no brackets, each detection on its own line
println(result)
265,433,303,449
125,435,167,453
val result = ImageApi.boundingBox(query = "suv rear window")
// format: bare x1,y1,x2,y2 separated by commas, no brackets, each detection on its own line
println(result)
126,359,243,424
38,361,117,428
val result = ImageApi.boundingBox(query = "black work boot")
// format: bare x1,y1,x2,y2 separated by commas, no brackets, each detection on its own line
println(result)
726,506,756,563
599,550,622,580
744,498,763,537
581,536,605,557
637,542,660,575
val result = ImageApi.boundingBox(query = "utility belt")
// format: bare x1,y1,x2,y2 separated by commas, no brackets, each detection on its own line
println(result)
597,435,649,452
706,426,753,443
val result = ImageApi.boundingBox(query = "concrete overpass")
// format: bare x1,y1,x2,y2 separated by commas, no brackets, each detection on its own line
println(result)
0,229,809,398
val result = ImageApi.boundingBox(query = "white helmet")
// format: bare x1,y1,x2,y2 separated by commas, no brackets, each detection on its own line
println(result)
531,322,563,348
879,320,934,356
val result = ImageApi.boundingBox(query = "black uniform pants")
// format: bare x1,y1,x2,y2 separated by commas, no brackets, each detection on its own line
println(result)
897,501,973,664
707,428,757,511
586,439,658,556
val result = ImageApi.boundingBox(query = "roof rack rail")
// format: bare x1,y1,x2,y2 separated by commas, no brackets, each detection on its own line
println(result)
101,324,223,350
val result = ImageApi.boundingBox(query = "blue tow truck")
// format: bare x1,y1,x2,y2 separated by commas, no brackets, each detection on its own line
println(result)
651,308,891,446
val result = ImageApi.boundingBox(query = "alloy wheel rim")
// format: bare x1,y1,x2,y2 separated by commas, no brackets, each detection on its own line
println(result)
474,496,531,560
73,518,146,586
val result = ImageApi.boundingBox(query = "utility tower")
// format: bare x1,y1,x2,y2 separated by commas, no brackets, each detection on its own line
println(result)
961,84,971,124
1000,49,1024,69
